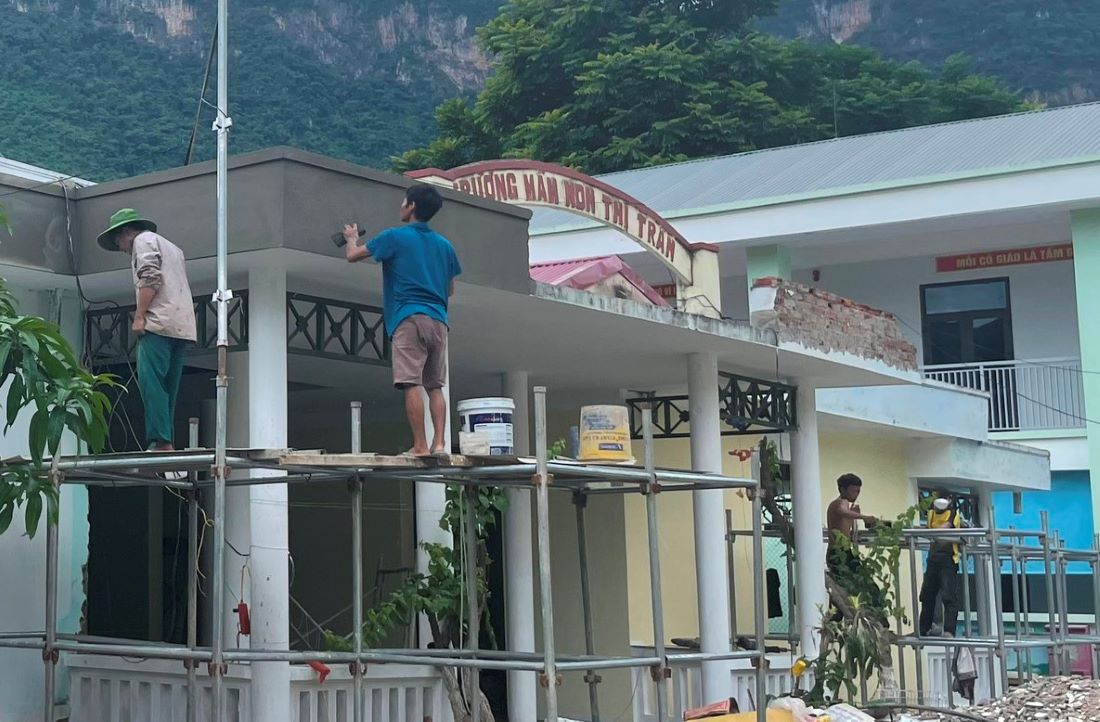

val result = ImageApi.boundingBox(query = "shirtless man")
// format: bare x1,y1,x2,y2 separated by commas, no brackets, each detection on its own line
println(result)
827,473,879,549
826,473,885,615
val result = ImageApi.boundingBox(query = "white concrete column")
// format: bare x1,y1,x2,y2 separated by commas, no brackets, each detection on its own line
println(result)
502,372,536,722
415,354,452,645
247,267,290,722
687,352,733,700
790,380,827,659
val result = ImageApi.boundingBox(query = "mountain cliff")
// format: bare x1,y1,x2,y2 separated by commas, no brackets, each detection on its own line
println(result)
0,0,497,179
762,0,1100,104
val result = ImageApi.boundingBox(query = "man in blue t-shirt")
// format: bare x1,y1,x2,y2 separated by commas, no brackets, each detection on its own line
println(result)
343,184,462,457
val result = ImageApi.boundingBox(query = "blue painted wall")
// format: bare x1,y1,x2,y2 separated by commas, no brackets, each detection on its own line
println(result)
994,470,1095,574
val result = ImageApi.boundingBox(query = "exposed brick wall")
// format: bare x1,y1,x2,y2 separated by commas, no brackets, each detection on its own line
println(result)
749,277,917,371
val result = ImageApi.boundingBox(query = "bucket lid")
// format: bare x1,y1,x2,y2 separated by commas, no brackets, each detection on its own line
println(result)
457,397,516,412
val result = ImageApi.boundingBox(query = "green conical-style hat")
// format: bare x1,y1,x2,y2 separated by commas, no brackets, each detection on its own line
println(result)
97,208,157,251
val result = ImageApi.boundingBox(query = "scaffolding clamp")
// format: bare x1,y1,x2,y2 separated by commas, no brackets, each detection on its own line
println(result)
210,464,232,479
642,481,663,495
583,670,602,685
348,661,367,676
531,473,554,488
538,672,562,688
182,658,197,671
648,663,671,682
41,648,58,664
207,661,228,677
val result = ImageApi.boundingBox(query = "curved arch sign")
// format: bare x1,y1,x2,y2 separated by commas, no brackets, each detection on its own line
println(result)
407,160,714,286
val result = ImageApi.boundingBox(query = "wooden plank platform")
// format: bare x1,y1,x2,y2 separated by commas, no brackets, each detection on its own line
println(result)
277,452,527,469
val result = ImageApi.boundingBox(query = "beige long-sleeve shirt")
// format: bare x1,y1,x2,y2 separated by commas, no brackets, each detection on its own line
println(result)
131,231,197,342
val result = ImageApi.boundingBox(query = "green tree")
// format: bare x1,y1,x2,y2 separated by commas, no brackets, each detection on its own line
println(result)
0,276,115,537
393,0,1029,174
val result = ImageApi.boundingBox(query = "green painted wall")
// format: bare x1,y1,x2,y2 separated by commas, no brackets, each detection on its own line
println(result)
1071,209,1100,534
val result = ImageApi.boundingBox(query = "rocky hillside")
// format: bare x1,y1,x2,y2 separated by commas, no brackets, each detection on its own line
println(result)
0,0,497,179
762,0,1100,104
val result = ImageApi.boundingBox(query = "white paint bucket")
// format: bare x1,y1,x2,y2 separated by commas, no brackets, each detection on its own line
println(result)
457,397,515,456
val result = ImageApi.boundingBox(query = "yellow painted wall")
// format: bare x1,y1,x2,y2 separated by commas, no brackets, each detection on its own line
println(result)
625,430,921,659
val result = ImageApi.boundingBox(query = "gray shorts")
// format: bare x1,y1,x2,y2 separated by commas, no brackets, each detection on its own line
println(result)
391,315,448,390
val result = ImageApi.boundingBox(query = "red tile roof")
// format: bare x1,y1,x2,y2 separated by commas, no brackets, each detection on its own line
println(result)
530,256,670,307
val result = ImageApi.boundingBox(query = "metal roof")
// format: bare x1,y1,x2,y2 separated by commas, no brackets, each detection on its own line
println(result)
0,155,93,186
530,102,1100,233
530,255,669,306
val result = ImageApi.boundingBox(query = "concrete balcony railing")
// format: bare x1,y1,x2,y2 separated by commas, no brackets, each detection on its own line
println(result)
923,358,1085,433
67,655,454,722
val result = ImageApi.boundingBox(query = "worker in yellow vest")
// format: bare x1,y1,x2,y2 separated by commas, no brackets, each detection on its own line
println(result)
919,488,963,637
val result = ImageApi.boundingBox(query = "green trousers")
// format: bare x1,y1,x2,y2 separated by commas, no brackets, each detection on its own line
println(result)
137,331,187,448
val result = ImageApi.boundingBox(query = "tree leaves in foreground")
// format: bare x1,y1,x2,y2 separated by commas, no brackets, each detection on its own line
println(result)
0,280,116,538
393,0,1030,175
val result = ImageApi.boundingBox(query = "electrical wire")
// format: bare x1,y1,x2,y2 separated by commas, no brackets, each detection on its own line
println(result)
185,21,219,166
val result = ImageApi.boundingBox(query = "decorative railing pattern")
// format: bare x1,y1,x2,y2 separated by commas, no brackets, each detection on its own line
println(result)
923,358,1085,432
626,373,797,439
84,291,388,368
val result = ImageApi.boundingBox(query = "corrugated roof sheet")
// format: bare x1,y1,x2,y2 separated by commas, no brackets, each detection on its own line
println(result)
0,156,93,186
530,102,1100,233
530,255,669,306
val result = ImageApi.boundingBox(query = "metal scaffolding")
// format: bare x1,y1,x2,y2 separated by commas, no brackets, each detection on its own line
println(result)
726,506,1100,711
0,387,768,722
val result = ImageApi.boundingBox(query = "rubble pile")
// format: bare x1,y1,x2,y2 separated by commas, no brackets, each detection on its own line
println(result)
955,676,1100,721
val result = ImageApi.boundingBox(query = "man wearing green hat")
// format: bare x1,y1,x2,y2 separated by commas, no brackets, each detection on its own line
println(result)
98,209,197,452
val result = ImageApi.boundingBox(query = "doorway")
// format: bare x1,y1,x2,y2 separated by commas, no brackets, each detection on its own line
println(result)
920,278,1017,429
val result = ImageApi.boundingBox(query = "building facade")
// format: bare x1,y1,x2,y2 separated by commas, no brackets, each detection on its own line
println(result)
0,143,1053,722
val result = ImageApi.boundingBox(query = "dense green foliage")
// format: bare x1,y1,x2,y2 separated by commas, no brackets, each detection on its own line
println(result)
0,1,466,180
765,0,1100,104
394,0,1027,175
0,281,115,538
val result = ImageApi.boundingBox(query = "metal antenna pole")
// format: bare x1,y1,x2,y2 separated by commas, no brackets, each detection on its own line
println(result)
350,403,364,722
187,417,200,722
210,0,233,713
533,387,559,720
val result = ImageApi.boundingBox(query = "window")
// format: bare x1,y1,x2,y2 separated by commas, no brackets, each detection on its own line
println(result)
920,279,1014,366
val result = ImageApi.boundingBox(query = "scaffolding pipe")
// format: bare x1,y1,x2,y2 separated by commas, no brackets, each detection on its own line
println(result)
1054,533,1072,674
907,535,924,705
1093,534,1100,680
1041,511,1059,675
350,402,364,722
573,492,602,721
985,500,1009,697
187,417,200,722
464,484,482,722
751,485,766,722
533,387,559,720
642,408,669,722
892,559,907,705
41,455,60,722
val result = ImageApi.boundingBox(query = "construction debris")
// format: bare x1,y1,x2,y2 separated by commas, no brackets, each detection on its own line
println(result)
949,676,1100,721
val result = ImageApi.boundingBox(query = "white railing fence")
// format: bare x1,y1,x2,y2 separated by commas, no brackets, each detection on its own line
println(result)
630,650,801,722
923,358,1085,432
67,656,453,722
